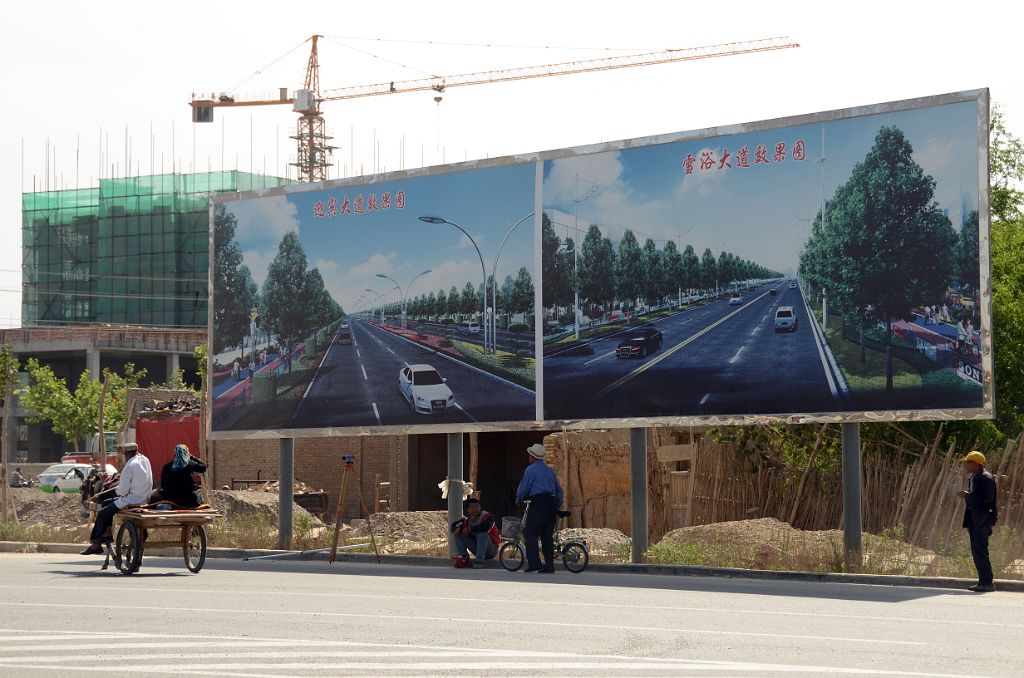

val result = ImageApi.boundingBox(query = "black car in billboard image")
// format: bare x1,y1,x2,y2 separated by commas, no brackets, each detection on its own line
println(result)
616,327,664,359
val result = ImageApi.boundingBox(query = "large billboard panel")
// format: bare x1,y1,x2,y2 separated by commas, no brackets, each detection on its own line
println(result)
210,89,991,437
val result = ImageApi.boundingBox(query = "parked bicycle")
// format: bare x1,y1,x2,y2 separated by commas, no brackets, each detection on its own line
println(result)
498,500,589,573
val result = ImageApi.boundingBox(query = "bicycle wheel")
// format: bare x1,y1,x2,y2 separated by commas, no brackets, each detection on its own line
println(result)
115,522,141,575
498,541,525,572
183,525,207,573
561,541,589,573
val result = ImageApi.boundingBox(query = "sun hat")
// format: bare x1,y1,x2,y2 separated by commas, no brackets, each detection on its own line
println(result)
527,443,546,460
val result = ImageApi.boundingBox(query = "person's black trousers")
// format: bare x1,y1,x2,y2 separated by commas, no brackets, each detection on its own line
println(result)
523,494,557,572
89,498,118,543
968,525,994,585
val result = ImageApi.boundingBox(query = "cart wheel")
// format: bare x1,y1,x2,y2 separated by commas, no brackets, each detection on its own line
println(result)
115,522,141,575
184,525,207,573
561,541,589,573
498,541,524,572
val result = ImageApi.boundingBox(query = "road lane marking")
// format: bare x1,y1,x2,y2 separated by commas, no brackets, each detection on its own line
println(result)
386,346,396,355
799,287,844,398
361,365,368,380
700,392,711,405
4,590,1020,631
728,346,745,364
454,403,478,422
584,290,772,405
371,402,381,425
0,602,926,647
584,349,617,365
290,328,337,424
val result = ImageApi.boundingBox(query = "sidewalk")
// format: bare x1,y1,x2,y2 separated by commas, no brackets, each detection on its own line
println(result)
4,541,1021,592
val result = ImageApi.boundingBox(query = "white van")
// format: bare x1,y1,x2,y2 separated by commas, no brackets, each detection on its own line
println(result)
458,321,480,334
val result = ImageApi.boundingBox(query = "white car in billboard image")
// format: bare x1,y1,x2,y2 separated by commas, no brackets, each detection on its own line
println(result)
400,364,455,414
774,306,798,332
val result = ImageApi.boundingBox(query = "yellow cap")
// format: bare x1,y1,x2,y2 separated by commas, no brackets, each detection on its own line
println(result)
960,451,986,466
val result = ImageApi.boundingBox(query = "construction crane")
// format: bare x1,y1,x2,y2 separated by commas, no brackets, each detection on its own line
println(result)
191,35,799,182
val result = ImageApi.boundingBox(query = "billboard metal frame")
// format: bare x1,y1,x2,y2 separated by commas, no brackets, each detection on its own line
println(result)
208,88,992,440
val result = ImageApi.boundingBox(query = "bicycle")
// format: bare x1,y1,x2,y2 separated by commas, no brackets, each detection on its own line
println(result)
498,500,589,573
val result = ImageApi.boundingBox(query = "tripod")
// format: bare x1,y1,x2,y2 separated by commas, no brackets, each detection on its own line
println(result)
329,455,381,563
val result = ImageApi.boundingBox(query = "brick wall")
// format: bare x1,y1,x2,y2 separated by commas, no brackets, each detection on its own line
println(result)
209,435,405,522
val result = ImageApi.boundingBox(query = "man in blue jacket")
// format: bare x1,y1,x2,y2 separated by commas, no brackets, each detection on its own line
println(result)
959,451,998,592
515,443,564,573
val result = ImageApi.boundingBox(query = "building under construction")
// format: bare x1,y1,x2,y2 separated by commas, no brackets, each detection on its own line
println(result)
21,171,287,327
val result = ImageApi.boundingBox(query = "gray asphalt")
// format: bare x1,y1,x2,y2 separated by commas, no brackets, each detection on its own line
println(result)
291,317,535,428
1,553,1021,677
544,282,838,419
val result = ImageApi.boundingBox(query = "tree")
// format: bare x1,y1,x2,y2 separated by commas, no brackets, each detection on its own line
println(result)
640,238,663,306
991,105,1024,223
435,289,448,319
213,204,253,354
510,267,535,316
19,361,145,452
700,248,717,291
661,240,682,303
448,285,460,318
579,225,615,317
541,213,573,315
425,291,437,320
461,282,477,317
681,244,700,295
955,210,980,293
614,230,643,310
802,126,958,392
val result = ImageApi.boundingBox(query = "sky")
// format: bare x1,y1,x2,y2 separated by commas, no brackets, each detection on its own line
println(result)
543,99,980,276
223,162,535,315
3,0,1020,328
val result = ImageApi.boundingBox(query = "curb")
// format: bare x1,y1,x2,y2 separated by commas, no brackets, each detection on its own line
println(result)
4,541,1021,592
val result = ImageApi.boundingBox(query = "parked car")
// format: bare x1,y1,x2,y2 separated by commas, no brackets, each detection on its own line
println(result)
457,321,480,334
616,326,663,359
399,364,455,414
35,463,117,494
729,295,743,305
774,306,798,332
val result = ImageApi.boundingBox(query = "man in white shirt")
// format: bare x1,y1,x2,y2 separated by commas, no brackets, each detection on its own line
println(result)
81,442,153,556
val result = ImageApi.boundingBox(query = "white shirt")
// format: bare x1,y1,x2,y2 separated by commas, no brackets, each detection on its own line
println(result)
115,453,153,508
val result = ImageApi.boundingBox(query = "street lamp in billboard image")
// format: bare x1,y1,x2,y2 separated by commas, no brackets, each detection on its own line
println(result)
491,212,535,355
418,215,490,353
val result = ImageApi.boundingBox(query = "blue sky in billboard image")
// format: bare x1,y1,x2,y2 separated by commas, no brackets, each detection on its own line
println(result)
543,100,979,276
225,162,536,315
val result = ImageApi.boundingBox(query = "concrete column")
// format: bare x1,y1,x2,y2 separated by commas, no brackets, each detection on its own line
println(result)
86,348,100,381
278,438,294,550
166,353,180,383
841,422,862,571
446,433,464,557
630,427,649,563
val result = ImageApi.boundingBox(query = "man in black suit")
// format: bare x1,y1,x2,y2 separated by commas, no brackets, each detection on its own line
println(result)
959,451,998,592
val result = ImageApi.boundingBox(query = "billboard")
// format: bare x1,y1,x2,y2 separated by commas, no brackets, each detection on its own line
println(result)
210,89,991,437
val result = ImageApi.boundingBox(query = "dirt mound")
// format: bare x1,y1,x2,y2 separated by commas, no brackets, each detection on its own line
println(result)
209,490,323,527
236,480,321,493
13,489,87,529
656,518,939,574
558,527,629,557
349,511,447,540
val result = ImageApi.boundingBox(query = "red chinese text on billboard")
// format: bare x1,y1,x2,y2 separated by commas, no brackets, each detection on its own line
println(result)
312,190,405,218
682,140,807,175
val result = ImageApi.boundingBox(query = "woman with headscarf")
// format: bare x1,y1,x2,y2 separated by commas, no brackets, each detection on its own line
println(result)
158,444,208,508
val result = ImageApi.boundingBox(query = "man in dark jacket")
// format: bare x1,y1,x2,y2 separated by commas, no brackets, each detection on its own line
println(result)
450,498,499,567
959,451,997,592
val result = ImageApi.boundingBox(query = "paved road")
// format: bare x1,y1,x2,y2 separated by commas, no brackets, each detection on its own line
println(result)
544,282,839,419
291,317,535,428
1,553,1021,677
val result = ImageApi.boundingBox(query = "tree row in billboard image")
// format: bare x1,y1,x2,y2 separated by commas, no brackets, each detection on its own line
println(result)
212,208,345,431
798,126,983,410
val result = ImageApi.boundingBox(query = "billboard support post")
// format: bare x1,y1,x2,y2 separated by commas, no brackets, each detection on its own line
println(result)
630,427,649,563
278,438,294,550
841,422,862,571
447,432,464,557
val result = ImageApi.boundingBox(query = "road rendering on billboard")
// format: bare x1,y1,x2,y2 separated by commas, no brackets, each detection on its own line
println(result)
210,89,991,437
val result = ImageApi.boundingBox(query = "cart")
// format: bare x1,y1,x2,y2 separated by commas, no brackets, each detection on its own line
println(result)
96,506,220,575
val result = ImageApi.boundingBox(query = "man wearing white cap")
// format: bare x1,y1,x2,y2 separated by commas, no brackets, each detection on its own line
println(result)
959,450,997,592
515,443,564,573
81,442,153,556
